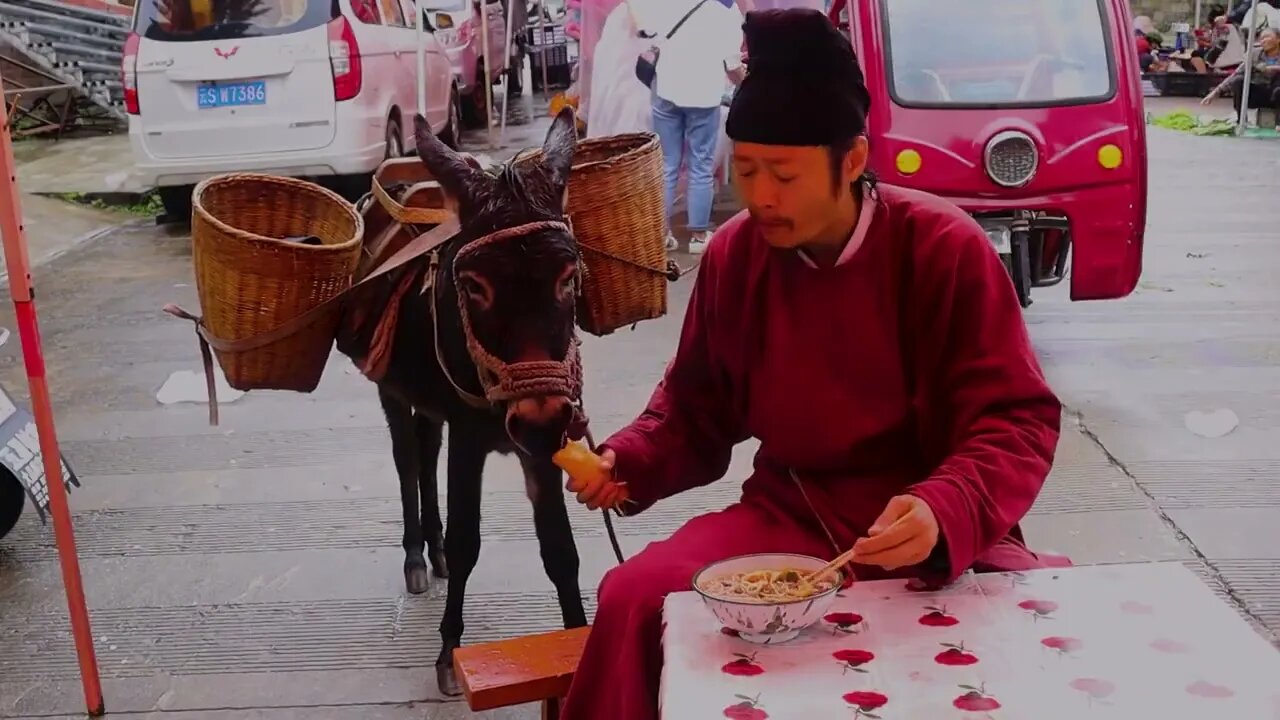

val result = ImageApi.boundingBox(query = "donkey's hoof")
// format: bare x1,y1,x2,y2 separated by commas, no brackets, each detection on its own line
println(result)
405,565,432,595
430,551,449,579
436,663,462,697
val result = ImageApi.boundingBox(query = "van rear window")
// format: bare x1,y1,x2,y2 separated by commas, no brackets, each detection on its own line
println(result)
134,0,340,41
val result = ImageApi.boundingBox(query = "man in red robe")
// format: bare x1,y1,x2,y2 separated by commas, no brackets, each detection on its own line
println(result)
560,8,1068,719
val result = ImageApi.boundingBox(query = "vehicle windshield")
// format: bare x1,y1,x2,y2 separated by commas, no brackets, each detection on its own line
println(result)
134,0,339,42
881,0,1114,107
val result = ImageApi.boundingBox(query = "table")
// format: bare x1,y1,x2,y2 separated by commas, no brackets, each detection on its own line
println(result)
660,563,1280,719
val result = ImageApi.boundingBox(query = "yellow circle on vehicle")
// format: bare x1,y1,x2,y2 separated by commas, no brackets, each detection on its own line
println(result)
1097,144,1123,169
896,149,923,175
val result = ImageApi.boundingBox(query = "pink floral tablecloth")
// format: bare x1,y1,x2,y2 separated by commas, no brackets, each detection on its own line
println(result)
660,563,1280,719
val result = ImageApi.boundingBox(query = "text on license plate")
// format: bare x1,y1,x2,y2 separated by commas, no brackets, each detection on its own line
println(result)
197,81,267,109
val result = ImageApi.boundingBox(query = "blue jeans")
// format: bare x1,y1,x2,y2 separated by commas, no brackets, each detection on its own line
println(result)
651,95,720,232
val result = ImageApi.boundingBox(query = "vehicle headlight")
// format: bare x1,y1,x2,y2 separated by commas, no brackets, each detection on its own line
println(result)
895,149,922,175
983,130,1038,188
1097,144,1123,169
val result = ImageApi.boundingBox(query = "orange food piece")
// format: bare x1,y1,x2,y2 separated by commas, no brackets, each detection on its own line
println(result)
552,441,606,493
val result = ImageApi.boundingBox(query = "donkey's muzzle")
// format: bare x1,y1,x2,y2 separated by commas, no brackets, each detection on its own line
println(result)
506,395,574,456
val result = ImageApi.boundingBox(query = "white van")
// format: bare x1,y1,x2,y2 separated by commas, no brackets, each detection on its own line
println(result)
124,0,462,220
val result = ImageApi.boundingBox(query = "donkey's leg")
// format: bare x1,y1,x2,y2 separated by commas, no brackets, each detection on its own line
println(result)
520,454,587,629
436,424,487,697
378,388,430,595
415,415,448,579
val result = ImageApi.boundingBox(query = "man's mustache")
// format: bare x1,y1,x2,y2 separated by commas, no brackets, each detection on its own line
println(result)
749,211,794,229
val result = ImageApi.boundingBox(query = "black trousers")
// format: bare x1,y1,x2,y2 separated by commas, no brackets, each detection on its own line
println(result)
1229,75,1280,112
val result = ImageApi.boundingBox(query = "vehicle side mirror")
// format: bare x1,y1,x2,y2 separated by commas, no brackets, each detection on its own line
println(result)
435,12,453,29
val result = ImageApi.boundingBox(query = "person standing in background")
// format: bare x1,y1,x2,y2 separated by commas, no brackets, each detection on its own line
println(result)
643,0,746,253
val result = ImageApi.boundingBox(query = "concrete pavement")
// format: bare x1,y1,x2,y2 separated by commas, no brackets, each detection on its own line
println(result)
0,123,1277,718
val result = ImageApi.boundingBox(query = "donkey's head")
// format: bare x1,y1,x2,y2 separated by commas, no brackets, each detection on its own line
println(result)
414,109,580,456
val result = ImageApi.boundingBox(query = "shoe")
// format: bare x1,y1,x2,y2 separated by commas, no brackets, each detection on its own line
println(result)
665,232,678,251
688,230,711,255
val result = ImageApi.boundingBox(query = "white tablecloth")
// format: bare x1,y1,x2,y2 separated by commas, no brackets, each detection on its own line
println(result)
661,563,1280,719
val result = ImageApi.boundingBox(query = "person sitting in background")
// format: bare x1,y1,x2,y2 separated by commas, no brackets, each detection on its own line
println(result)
1196,14,1233,66
1202,27,1280,114
1135,16,1167,72
1136,28,1161,72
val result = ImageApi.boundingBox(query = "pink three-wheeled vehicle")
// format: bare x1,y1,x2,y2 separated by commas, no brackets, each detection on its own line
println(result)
829,0,1147,306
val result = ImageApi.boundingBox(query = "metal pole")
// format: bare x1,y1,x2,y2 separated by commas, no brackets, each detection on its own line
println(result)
1238,0,1260,135
1196,0,1203,27
499,0,517,146
416,0,427,117
0,70,104,717
538,2,548,103
480,0,496,148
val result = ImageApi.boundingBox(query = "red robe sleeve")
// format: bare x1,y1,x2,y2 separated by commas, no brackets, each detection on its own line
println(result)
599,238,746,515
904,214,1062,583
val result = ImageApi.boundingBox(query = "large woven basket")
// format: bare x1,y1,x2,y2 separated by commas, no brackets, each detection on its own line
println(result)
192,174,363,393
562,133,668,336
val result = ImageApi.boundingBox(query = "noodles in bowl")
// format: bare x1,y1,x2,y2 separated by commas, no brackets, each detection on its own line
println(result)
697,568,837,604
692,553,844,644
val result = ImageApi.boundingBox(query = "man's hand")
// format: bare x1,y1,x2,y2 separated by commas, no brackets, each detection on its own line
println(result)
852,495,940,571
564,448,629,511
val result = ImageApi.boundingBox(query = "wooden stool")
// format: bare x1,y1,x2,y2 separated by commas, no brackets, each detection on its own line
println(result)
453,626,590,719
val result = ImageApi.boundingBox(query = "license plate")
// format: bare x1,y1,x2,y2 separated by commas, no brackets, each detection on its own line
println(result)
984,226,1012,255
197,81,267,109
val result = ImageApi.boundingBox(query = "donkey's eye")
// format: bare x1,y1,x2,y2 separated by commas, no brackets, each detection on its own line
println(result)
460,277,484,297
458,275,493,309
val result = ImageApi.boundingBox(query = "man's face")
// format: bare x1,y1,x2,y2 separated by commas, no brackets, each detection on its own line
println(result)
1263,31,1280,52
731,139,869,250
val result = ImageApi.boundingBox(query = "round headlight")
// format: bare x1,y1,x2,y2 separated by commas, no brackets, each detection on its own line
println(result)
1097,144,1123,169
983,131,1039,188
895,149,922,175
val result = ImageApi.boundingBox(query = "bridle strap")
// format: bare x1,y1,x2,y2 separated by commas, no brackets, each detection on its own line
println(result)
427,252,490,409
431,219,581,410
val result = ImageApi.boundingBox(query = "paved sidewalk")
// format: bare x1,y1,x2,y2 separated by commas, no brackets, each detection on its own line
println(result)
0,194,132,287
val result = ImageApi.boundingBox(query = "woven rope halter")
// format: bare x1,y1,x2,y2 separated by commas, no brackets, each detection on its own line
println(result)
428,219,584,409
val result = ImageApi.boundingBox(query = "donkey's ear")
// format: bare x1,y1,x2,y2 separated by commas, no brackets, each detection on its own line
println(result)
414,114,484,203
540,107,578,191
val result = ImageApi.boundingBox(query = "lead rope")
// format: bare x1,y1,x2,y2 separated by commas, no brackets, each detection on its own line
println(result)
790,468,854,580
789,469,842,554
571,387,625,564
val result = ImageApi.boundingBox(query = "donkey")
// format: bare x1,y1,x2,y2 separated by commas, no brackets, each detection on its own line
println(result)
337,109,587,696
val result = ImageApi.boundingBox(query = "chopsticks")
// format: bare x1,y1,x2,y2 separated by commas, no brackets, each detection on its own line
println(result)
804,546,859,585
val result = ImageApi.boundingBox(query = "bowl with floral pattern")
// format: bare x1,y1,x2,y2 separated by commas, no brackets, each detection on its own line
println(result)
692,553,844,645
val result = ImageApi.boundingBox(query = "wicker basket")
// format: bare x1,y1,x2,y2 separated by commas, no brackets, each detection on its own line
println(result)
562,133,669,336
192,174,364,393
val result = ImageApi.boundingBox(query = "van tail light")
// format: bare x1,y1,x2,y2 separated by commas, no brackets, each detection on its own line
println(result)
122,32,140,115
328,17,363,101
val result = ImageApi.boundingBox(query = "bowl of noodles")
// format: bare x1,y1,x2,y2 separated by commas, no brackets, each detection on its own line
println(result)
692,553,843,645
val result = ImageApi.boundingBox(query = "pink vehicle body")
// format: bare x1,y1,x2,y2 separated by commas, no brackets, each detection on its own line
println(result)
834,0,1147,305
433,0,511,97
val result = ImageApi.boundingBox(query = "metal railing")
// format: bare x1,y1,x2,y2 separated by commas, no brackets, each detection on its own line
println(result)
0,0,128,130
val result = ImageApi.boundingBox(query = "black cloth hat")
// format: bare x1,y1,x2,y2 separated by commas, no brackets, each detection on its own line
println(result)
726,8,871,147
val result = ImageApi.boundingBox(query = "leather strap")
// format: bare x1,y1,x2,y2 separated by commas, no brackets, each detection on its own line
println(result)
166,218,460,355
164,218,462,425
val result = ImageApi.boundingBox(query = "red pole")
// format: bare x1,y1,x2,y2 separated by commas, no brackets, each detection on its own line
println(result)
0,73,105,716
